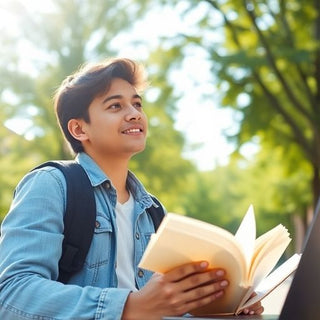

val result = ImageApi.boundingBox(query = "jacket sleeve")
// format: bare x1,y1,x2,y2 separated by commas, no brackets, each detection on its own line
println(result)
0,168,130,320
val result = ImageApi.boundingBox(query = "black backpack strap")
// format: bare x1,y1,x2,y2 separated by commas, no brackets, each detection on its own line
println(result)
146,195,165,231
32,161,96,284
32,161,162,282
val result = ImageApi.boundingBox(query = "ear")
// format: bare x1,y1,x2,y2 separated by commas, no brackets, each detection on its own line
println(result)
67,119,88,142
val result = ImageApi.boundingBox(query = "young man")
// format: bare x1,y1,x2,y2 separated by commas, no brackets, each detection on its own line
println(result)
0,58,263,319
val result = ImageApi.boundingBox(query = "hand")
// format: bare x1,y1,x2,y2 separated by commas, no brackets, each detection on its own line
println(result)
122,261,228,320
242,292,264,315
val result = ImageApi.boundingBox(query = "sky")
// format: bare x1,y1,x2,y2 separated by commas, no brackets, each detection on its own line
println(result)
1,1,242,171
107,3,240,170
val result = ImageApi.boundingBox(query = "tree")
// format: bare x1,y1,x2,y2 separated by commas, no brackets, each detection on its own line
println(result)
0,0,195,217
1,0,153,158
0,119,38,219
205,0,319,209
155,0,319,235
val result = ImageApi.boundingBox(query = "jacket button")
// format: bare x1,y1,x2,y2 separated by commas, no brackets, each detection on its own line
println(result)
138,269,144,278
95,221,100,228
135,232,140,240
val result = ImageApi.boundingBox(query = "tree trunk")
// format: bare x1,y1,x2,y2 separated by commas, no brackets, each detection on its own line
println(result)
312,165,320,210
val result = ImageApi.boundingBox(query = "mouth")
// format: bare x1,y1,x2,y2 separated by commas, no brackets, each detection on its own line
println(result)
121,128,143,134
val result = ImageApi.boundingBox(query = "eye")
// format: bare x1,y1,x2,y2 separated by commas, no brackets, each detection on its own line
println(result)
108,103,121,110
133,101,143,108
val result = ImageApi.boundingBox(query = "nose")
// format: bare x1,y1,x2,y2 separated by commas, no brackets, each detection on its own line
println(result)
125,104,142,121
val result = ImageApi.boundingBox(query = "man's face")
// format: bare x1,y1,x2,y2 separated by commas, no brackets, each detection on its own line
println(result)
81,77,148,159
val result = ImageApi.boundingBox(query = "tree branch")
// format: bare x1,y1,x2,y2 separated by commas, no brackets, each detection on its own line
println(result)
278,0,316,109
253,69,315,162
243,0,313,123
314,0,320,107
203,0,314,161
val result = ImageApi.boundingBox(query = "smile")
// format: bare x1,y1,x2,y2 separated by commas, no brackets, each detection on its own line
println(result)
122,128,143,134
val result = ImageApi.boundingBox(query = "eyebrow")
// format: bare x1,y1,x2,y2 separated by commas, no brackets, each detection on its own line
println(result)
102,94,142,104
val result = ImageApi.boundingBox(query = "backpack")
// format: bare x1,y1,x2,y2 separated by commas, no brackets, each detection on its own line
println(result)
33,160,165,284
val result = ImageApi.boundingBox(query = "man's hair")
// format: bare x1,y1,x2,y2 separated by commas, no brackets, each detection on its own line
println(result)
54,58,148,153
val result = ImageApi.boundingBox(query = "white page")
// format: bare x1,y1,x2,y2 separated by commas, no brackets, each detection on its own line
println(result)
249,226,291,287
239,253,301,311
234,205,256,270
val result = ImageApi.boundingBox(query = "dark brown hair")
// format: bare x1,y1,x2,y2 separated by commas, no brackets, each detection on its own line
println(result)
54,58,147,153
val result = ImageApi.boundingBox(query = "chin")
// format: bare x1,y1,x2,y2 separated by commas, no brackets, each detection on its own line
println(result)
130,145,146,155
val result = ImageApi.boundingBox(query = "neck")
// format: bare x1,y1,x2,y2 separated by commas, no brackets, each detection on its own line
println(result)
86,151,131,203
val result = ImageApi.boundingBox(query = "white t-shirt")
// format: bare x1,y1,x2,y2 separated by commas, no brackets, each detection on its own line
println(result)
115,192,137,291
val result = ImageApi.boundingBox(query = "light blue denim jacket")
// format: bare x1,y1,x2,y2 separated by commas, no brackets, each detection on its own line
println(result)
0,152,160,320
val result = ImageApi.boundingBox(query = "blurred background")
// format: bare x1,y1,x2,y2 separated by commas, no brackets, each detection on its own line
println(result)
0,0,319,258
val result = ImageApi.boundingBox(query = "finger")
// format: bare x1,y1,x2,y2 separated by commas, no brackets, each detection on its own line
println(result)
181,277,229,302
250,301,263,311
254,306,264,315
178,289,225,315
242,292,262,315
164,261,226,284
243,303,264,315
246,306,264,315
249,303,264,315
179,268,227,292
163,261,210,282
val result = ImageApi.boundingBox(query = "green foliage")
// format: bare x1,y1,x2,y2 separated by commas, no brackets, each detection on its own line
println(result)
154,0,319,239
1,0,319,251
0,0,195,220
204,0,319,191
0,120,42,219
180,166,246,231
130,45,196,212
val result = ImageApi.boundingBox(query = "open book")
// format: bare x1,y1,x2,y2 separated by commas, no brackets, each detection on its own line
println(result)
139,205,300,316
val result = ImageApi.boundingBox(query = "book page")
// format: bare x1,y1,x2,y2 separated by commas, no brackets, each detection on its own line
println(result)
139,213,246,275
238,253,301,312
234,205,256,272
139,213,249,315
139,212,292,316
249,224,291,286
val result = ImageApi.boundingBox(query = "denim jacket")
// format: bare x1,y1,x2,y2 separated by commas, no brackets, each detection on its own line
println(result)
0,152,160,320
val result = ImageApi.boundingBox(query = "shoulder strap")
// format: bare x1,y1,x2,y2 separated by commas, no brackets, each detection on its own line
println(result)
32,161,164,283
147,195,165,231
32,160,96,284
